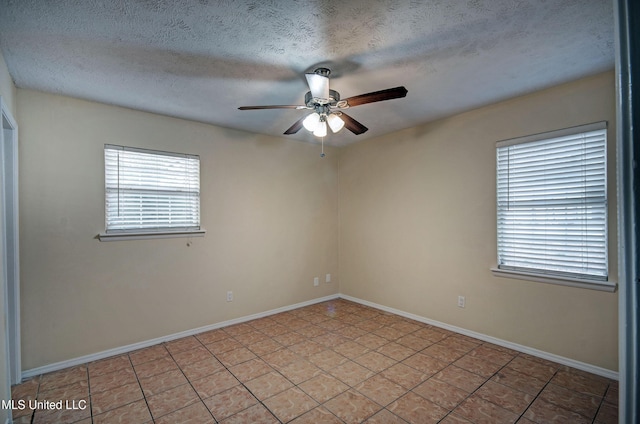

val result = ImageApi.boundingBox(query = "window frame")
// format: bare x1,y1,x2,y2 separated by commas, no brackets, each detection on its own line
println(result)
98,144,205,241
491,122,616,292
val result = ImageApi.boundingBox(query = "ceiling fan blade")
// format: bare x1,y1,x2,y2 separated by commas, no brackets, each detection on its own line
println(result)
339,112,368,135
238,105,307,110
305,73,330,102
341,86,408,107
283,116,307,135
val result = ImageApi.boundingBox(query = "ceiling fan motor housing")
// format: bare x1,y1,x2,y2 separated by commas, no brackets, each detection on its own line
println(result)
305,89,340,108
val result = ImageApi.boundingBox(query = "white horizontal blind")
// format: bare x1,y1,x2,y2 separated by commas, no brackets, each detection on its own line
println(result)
105,145,200,233
496,123,607,281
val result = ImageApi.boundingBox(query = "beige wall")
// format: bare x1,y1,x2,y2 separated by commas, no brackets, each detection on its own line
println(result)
17,90,339,370
16,71,618,373
0,49,16,422
338,71,618,371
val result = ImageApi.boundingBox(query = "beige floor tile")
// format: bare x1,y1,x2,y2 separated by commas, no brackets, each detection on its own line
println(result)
355,333,389,349
261,348,300,369
88,356,131,379
505,356,557,382
355,374,407,406
247,338,284,356
364,409,410,424
216,346,257,367
218,403,278,424
454,395,519,424
39,366,88,392
279,359,323,384
422,343,467,363
324,389,382,423
491,367,547,396
233,329,269,345
538,383,601,419
435,365,487,393
90,381,144,415
334,340,370,359
139,368,188,396
164,336,202,355
289,406,344,424
89,367,137,394
523,397,591,424
181,356,224,381
244,371,293,400
204,385,258,421
146,382,199,419
308,349,349,371
273,331,307,346
263,387,319,422
355,351,397,372
387,391,448,424
288,340,326,358
466,344,516,367
191,369,239,398
171,345,213,368
381,363,429,389
402,352,448,376
412,378,469,410
329,360,376,387
154,402,215,424
228,358,274,382
298,372,349,403
550,369,610,397
39,379,89,402
128,345,170,366
93,399,153,424
206,337,244,355
376,342,415,361
474,380,533,415
132,356,179,379
195,329,229,345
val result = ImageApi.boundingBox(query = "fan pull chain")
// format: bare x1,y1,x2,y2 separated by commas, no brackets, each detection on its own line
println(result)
320,137,325,157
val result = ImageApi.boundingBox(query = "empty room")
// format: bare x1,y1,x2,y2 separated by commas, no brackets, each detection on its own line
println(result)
0,0,637,423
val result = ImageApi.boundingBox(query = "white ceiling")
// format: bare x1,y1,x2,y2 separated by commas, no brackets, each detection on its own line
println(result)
0,0,614,146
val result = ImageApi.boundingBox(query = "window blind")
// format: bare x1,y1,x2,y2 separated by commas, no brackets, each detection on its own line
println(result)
105,145,200,233
496,123,607,281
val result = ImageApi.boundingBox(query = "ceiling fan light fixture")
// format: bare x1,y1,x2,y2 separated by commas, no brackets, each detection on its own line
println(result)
327,113,345,133
313,120,327,137
302,112,320,132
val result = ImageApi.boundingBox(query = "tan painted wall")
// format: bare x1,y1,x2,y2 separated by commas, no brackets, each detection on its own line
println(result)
338,71,618,371
17,89,339,370
0,50,16,422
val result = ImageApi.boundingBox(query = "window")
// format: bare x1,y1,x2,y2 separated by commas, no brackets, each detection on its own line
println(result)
495,122,610,289
100,145,204,240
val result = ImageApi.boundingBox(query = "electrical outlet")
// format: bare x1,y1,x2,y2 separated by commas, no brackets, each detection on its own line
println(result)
457,296,465,308
325,274,331,283
313,277,319,286
227,291,233,302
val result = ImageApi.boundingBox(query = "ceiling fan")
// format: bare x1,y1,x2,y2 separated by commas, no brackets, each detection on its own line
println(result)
238,68,408,138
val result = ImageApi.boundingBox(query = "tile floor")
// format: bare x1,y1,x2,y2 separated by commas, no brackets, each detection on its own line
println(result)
11,299,618,423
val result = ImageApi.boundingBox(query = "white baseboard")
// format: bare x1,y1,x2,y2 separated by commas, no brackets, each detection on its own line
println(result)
339,294,619,381
21,294,339,380
21,292,618,382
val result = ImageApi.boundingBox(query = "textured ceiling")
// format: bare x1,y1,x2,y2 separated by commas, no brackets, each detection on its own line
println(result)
0,0,614,146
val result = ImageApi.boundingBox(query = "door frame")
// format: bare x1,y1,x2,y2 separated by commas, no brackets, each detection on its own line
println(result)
0,96,20,386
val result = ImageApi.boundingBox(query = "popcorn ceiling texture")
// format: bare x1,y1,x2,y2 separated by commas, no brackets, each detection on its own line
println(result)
0,0,614,145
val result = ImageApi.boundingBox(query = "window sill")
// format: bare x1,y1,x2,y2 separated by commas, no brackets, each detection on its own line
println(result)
490,267,617,292
98,229,206,242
